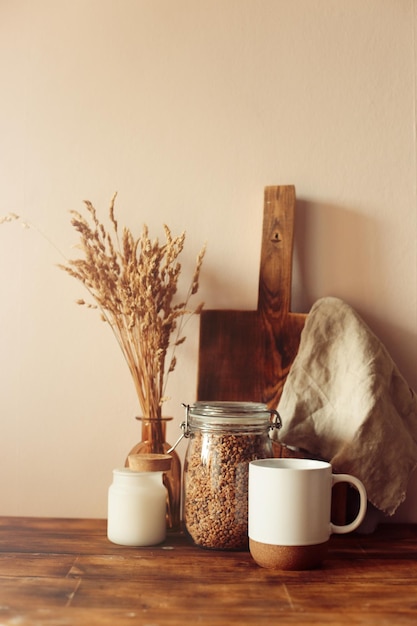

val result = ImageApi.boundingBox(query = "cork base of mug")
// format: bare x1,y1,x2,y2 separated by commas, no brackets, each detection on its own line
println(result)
249,538,329,570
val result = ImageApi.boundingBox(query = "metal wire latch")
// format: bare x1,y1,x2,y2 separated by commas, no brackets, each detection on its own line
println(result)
167,403,191,453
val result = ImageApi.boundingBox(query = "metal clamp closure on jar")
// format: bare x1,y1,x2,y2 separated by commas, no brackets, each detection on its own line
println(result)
168,401,281,452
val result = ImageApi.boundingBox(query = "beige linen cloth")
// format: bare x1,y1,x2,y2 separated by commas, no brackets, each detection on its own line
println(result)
277,296,417,516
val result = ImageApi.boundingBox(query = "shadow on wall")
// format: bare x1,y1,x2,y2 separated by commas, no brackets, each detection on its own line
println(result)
292,198,378,314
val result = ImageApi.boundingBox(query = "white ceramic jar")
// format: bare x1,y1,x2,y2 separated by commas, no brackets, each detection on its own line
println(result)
107,454,171,546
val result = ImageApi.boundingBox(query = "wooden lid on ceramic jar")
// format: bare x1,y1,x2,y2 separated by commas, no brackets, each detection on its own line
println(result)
128,453,172,473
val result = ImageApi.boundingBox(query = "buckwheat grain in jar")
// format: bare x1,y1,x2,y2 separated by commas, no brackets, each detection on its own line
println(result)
182,402,281,550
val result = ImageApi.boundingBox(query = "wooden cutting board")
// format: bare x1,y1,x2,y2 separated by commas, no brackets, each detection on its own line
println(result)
197,185,307,408
197,185,348,523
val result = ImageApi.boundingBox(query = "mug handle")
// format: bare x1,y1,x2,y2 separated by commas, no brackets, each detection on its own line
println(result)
330,474,367,534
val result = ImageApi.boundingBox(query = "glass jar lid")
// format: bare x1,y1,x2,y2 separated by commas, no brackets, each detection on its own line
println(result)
185,401,281,432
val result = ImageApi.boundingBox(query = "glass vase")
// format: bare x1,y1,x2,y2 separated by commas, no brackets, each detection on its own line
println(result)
125,417,181,531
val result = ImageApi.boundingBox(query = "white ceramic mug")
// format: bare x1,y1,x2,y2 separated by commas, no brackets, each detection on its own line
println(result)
248,458,367,570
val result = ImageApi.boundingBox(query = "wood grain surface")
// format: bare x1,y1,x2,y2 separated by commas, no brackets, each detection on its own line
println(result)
1,517,417,625
197,185,306,408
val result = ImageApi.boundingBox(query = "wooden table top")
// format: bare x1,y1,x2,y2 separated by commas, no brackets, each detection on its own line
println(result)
1,517,417,625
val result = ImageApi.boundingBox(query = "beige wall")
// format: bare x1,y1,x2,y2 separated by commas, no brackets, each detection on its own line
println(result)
1,0,416,521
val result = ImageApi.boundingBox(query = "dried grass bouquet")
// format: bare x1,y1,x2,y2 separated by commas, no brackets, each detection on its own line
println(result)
61,194,206,420
1,195,206,421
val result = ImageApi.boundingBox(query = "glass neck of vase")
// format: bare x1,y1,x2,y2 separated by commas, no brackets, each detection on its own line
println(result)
137,417,172,447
